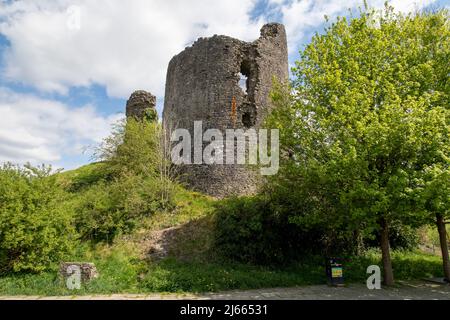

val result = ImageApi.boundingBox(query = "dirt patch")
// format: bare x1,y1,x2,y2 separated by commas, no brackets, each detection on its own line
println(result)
138,216,215,261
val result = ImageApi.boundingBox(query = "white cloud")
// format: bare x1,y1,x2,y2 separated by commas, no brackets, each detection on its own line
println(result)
0,0,437,98
387,0,437,13
0,0,440,167
0,87,122,166
0,0,264,98
273,0,437,53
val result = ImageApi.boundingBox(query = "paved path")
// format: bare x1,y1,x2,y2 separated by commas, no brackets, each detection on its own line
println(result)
1,281,449,300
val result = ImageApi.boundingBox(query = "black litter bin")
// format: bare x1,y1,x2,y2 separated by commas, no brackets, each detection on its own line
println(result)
326,257,344,287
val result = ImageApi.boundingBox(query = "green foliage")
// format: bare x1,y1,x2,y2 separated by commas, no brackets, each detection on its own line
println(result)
92,120,126,164
110,119,161,177
74,174,171,242
96,118,166,178
1,5,449,293
213,196,302,264
343,249,443,283
214,194,421,264
57,162,110,192
144,107,158,123
74,243,146,294
72,117,176,243
214,196,357,264
266,7,449,253
0,243,145,295
365,223,420,250
140,258,325,293
419,165,450,222
0,164,77,273
0,113,178,272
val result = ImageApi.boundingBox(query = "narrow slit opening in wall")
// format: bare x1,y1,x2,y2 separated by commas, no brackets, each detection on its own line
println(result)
239,61,251,95
242,112,254,128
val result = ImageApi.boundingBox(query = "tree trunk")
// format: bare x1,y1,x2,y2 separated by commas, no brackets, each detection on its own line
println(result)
380,218,394,286
436,213,450,282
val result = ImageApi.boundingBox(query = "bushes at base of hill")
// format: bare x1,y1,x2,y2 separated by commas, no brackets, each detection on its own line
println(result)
213,196,332,265
213,195,420,265
0,164,77,273
74,174,175,242
71,118,177,243
0,117,178,272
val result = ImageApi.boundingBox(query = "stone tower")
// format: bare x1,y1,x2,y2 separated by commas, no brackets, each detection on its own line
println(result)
163,23,289,198
126,90,157,121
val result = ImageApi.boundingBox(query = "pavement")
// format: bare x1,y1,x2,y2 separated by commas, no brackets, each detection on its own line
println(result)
0,281,449,300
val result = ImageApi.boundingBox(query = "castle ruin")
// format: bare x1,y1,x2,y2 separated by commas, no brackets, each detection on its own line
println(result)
163,23,289,198
126,90,158,121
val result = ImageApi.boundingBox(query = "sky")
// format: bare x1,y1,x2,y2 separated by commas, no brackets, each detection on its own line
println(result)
0,0,448,170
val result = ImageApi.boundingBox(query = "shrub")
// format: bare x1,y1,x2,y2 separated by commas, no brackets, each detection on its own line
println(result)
70,115,177,243
74,174,174,242
365,223,420,251
95,118,170,179
214,196,331,265
214,194,419,265
0,164,77,273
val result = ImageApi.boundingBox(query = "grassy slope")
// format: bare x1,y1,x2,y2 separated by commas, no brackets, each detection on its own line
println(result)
0,164,446,295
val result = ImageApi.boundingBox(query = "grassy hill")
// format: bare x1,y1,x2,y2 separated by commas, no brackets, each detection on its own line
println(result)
0,163,445,296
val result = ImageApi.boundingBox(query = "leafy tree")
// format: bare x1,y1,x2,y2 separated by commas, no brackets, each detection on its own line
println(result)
94,113,175,189
267,7,449,285
110,118,162,177
94,118,161,178
77,113,176,242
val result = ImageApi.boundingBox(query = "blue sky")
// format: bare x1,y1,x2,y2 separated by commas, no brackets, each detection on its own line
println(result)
0,0,448,170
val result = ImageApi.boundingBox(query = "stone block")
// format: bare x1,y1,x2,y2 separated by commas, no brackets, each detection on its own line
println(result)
59,262,99,283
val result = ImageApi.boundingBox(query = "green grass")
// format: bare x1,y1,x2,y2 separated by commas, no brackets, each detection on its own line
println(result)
56,162,109,191
140,258,325,293
344,250,444,282
141,186,215,231
0,248,444,296
0,243,143,296
139,251,445,293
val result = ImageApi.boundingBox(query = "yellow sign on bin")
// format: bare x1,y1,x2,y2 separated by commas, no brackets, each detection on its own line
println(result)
332,267,343,278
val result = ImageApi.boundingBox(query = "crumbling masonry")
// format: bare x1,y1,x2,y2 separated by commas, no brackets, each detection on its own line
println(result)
163,23,289,198
126,90,157,121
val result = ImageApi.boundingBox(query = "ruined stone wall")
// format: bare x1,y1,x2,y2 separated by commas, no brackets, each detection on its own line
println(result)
163,23,288,198
126,90,157,121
